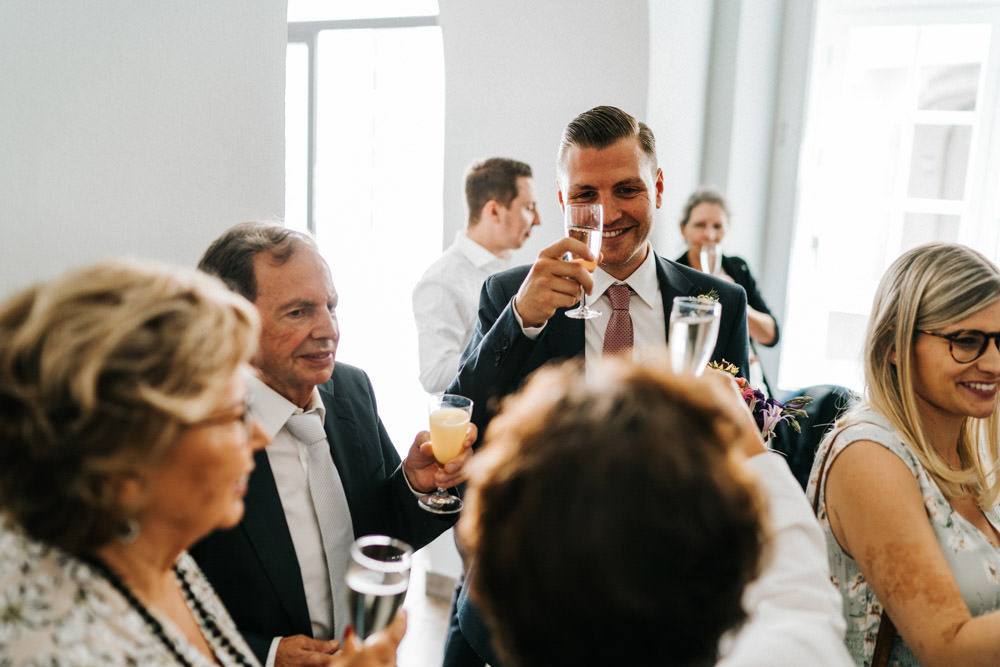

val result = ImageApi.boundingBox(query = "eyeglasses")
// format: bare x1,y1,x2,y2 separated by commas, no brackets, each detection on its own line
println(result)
920,329,1000,364
187,396,256,437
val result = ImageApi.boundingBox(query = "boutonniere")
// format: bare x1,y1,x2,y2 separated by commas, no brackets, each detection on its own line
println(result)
707,360,812,443
696,289,720,302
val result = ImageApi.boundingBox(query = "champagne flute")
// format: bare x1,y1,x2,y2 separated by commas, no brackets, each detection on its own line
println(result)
417,393,472,515
699,243,721,275
345,535,412,639
669,296,722,376
563,203,604,319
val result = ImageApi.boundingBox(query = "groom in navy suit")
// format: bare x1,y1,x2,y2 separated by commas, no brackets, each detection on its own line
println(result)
191,222,473,665
443,106,751,665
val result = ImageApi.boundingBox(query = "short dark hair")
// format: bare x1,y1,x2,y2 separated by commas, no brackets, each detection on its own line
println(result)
461,359,767,667
198,221,317,301
465,158,533,225
680,187,731,227
557,105,658,179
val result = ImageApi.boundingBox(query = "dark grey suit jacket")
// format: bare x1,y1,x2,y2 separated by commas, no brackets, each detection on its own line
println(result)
449,251,750,439
191,363,453,663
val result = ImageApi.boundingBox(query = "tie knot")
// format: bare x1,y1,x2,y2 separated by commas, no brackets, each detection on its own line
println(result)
284,411,328,447
607,283,631,310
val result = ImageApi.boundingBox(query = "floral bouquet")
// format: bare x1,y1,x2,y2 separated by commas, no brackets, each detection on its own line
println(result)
708,360,812,443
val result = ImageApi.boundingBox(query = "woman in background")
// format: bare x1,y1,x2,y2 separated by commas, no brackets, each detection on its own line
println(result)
676,187,778,394
809,243,1000,666
0,259,404,666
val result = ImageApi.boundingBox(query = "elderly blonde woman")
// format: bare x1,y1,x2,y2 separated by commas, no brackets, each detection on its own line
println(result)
809,243,1000,666
0,259,405,666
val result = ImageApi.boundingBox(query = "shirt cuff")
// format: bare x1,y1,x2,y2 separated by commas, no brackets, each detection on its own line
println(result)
265,637,281,667
401,465,425,498
511,300,546,340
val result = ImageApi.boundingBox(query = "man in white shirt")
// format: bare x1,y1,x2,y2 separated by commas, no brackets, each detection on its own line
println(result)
191,222,474,666
412,157,540,393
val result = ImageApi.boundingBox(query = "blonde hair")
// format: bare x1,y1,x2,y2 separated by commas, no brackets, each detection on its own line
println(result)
0,258,259,552
860,242,1000,506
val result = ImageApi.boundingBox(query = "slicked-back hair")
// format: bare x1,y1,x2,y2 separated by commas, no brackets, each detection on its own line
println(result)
465,158,533,225
198,221,318,301
557,105,658,182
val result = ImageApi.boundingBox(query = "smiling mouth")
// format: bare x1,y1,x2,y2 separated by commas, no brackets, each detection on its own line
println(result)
603,228,629,239
963,381,997,392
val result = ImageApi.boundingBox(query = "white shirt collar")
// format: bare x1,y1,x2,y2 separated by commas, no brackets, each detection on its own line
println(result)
592,243,659,308
250,375,326,439
454,231,510,269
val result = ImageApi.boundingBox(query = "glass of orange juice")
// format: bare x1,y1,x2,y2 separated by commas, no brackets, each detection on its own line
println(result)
417,393,472,514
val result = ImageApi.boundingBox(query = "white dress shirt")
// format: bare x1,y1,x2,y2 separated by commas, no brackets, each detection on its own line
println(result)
517,243,667,371
249,377,350,666
584,246,667,371
717,453,852,667
412,232,511,393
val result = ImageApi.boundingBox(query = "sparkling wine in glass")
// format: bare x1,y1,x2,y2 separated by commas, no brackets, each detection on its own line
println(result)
417,393,472,515
699,243,721,275
563,203,604,319
669,296,722,376
345,535,412,639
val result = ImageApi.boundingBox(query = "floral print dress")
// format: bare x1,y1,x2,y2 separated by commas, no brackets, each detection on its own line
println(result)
0,517,259,666
807,409,1000,666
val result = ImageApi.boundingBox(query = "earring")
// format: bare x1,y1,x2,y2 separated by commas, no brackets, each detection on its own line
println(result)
117,519,140,544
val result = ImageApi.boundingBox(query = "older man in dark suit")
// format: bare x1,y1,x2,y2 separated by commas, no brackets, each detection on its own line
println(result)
191,222,473,666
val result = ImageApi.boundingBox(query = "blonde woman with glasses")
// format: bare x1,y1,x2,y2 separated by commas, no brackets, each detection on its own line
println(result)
808,242,1000,666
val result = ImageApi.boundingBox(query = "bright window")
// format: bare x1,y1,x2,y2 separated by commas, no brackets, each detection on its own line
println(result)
780,1,1000,392
285,6,444,450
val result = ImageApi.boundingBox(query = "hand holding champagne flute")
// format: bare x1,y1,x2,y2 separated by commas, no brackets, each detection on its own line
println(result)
563,203,604,319
418,393,473,514
345,535,411,640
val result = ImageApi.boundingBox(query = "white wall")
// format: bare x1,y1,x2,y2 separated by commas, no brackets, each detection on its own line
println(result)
0,1,287,299
439,0,650,265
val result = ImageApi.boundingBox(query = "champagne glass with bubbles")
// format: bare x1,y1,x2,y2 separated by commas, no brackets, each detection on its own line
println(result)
669,296,722,376
345,535,412,639
563,203,604,319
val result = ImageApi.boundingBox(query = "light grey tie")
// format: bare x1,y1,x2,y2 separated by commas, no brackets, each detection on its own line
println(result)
284,411,355,639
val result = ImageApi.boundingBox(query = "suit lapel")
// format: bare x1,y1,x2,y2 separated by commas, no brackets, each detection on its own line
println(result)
655,253,694,343
543,306,586,359
318,380,364,531
241,451,312,633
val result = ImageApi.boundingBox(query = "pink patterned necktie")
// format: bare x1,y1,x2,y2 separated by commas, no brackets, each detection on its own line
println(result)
603,283,634,356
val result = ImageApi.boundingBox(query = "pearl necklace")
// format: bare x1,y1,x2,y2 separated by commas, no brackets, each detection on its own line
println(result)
83,556,255,667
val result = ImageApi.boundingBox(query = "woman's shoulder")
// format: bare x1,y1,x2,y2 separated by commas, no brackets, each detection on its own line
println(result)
830,409,921,471
0,521,157,664
721,254,753,275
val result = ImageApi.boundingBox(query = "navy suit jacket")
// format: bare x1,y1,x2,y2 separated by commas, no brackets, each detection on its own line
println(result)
445,252,750,665
449,251,750,440
190,363,453,663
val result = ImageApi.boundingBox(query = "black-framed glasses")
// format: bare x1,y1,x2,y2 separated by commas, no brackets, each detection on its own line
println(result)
921,329,1000,364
